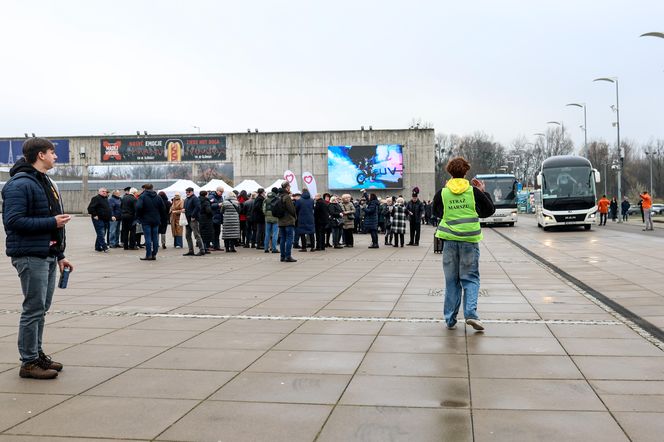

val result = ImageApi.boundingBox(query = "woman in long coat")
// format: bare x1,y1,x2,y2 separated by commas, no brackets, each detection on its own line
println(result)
158,191,172,249
221,192,241,252
363,193,380,248
169,193,185,248
391,197,407,247
328,196,344,248
295,189,315,252
198,191,214,253
341,194,355,247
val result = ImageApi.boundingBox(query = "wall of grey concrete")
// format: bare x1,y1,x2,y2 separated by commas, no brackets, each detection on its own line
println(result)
2,128,436,212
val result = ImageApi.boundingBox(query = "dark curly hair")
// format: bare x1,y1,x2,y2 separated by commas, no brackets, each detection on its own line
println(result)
446,157,471,178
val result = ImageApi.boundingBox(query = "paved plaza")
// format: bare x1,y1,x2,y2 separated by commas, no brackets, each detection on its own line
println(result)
1,215,663,441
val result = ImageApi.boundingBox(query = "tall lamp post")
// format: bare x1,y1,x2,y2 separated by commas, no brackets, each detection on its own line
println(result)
566,103,587,156
546,121,565,153
645,150,654,195
594,76,622,222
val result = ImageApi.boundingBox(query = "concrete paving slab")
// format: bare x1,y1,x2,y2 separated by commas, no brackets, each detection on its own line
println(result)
0,366,123,395
156,401,332,442
247,350,364,375
613,412,664,442
0,393,70,432
469,355,583,379
140,347,264,371
317,406,472,442
358,352,468,377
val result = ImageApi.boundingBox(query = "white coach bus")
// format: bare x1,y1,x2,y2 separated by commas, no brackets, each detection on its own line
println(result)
476,174,518,226
535,155,601,231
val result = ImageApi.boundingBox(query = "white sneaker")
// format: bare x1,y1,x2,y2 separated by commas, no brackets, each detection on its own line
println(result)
465,318,484,331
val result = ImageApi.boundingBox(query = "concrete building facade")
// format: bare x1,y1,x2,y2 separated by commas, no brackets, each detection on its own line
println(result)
1,128,436,213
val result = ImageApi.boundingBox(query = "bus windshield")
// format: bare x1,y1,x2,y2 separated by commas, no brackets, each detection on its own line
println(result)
483,178,517,208
541,166,595,199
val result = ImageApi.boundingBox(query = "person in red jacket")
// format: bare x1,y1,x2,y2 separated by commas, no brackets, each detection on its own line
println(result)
597,195,610,226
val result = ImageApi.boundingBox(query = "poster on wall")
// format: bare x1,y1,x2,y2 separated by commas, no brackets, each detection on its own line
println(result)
0,139,70,164
328,144,403,190
100,136,226,163
88,162,234,182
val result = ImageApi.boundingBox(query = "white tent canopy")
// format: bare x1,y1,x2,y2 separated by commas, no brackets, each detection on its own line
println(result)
159,179,200,200
233,179,263,194
200,179,233,193
265,179,285,192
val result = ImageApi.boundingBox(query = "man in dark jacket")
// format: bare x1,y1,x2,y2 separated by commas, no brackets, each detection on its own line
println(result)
135,183,167,260
314,193,329,250
277,181,297,262
183,187,205,256
263,188,279,253
198,191,214,253
108,189,122,248
405,190,425,246
253,188,266,249
2,138,73,379
87,188,112,252
208,187,224,250
120,187,137,250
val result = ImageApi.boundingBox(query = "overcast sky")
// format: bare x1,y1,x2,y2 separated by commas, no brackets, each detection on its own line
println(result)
2,0,663,150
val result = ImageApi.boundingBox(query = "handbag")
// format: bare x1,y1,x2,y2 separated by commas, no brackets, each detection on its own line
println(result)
179,212,188,226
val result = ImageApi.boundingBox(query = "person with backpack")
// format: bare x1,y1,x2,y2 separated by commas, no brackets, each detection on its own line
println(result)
263,187,280,253
276,181,297,262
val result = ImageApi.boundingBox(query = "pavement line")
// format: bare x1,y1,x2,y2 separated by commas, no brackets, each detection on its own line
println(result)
491,228,664,351
0,308,622,325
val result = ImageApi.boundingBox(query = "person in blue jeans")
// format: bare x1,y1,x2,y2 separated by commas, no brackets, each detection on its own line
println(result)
108,189,122,247
135,183,167,261
2,138,74,379
277,181,297,262
87,188,112,252
263,187,280,253
432,157,495,331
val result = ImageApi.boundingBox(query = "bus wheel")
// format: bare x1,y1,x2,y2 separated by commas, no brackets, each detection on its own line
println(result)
543,226,550,231
584,224,591,231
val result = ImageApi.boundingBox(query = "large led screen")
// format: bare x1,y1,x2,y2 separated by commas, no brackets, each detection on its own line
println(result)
328,144,403,190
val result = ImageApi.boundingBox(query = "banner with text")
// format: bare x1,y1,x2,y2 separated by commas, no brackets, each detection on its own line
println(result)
0,139,70,165
100,136,227,163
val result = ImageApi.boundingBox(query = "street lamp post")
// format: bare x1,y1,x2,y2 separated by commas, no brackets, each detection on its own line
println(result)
645,151,654,195
193,126,201,134
566,103,587,156
594,77,622,222
546,121,565,153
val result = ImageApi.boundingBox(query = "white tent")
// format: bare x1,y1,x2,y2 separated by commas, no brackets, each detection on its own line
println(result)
265,178,285,192
200,179,233,193
159,179,200,200
233,179,263,194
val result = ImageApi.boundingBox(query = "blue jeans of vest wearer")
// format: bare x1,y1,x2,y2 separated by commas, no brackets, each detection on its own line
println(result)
92,218,109,251
12,256,58,364
279,225,294,259
265,222,279,251
142,224,160,257
442,241,480,327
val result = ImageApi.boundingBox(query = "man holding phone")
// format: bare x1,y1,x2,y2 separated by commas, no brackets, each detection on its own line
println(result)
2,138,74,379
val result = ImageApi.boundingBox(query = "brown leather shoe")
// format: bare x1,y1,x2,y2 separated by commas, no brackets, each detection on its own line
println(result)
39,351,63,372
19,359,58,379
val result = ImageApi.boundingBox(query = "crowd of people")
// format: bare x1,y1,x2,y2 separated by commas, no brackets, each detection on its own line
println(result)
86,182,440,262
596,191,655,230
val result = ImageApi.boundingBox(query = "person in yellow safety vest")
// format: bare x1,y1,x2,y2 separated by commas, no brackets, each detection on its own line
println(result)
432,157,495,331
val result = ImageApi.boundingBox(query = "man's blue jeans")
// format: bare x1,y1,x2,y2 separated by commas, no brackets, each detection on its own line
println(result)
279,225,294,259
442,240,481,327
265,222,279,251
142,224,160,258
12,256,58,364
109,220,120,247
92,218,108,251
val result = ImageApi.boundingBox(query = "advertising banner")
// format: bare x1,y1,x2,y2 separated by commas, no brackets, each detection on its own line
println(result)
328,144,403,190
302,171,318,196
0,139,70,164
100,136,226,163
283,169,300,193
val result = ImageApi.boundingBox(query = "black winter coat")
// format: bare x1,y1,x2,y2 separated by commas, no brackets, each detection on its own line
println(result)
253,195,266,224
136,190,167,226
405,199,425,224
88,194,112,221
121,194,137,219
314,199,330,228
198,196,214,241
363,199,379,231
2,160,66,259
